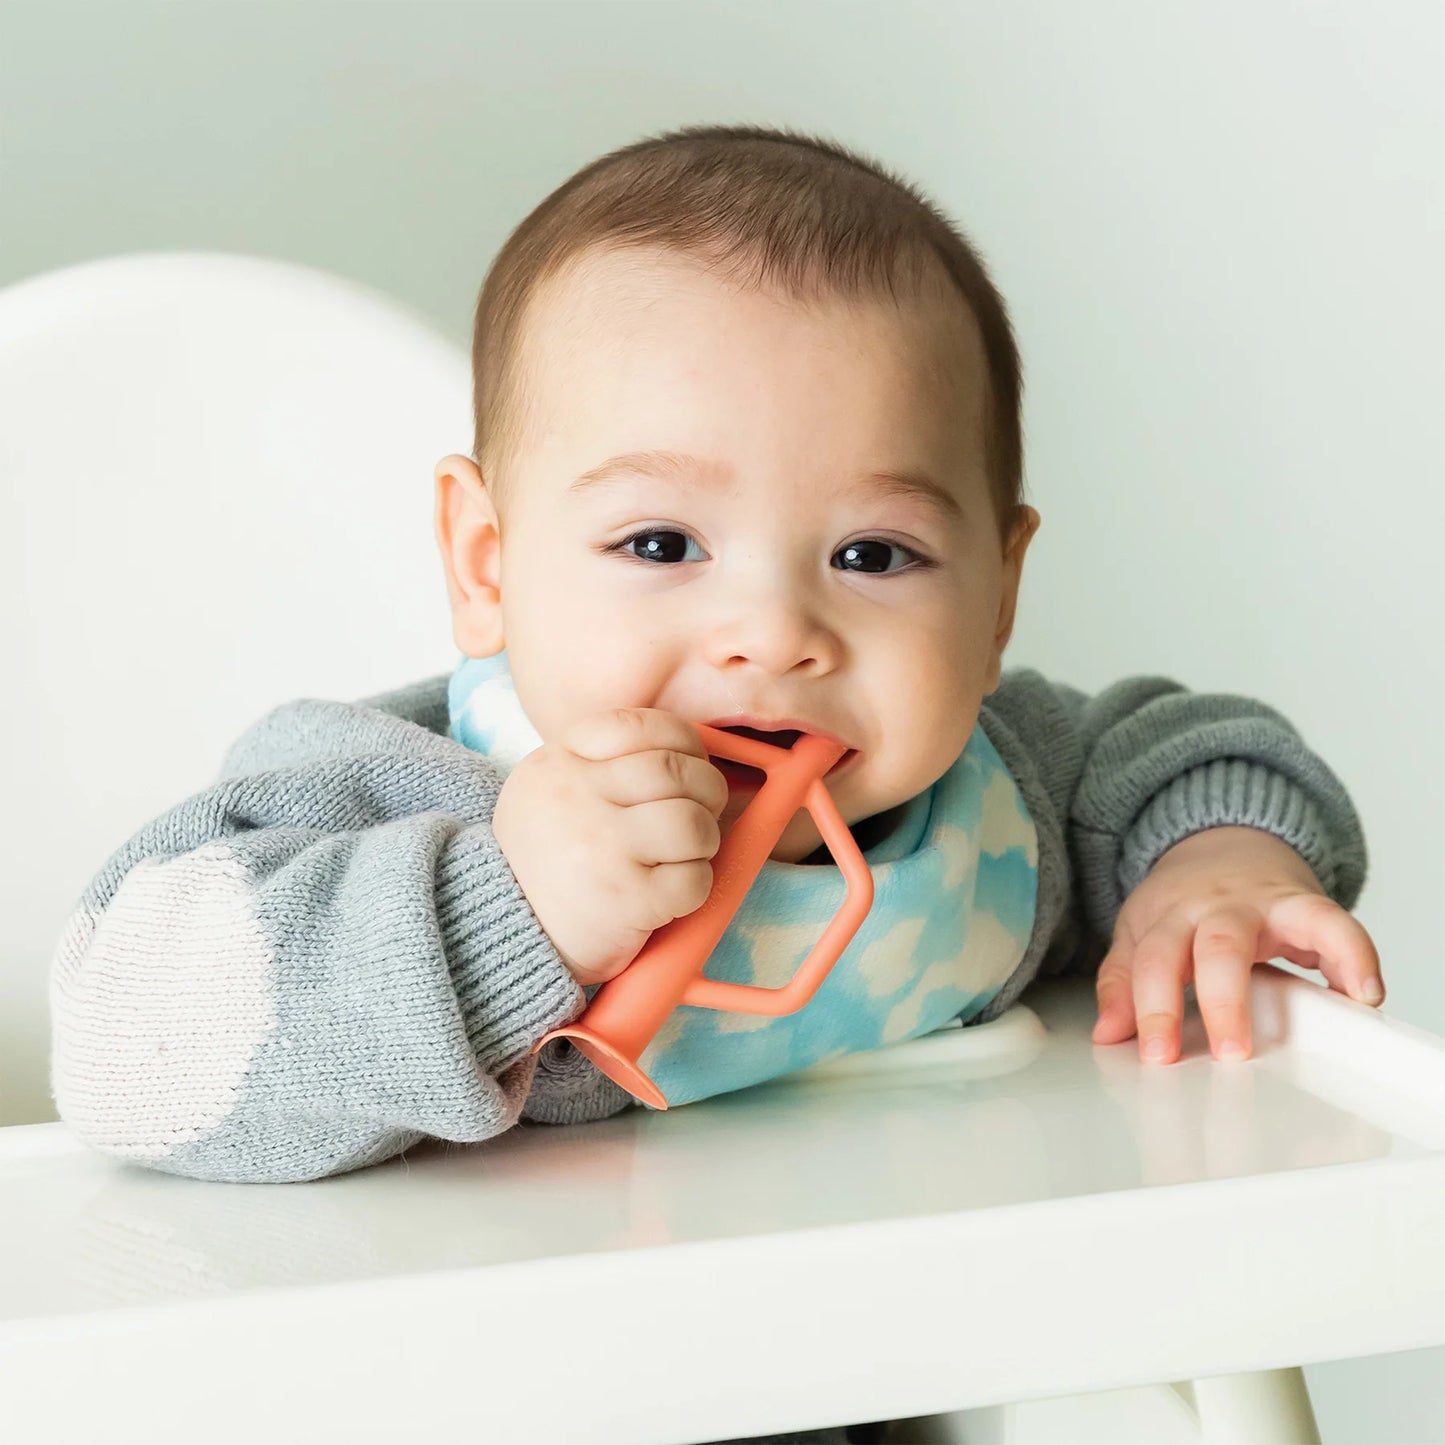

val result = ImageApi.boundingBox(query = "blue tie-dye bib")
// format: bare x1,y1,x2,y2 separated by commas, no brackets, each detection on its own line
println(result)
449,651,1039,1108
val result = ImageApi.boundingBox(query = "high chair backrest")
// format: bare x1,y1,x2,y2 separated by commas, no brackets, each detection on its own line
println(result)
0,252,472,1124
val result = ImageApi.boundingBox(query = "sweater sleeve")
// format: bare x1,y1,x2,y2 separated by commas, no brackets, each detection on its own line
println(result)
47,680,633,1184
972,669,1369,1019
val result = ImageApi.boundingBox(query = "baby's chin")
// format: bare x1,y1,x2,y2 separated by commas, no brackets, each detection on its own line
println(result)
717,787,821,864
719,794,895,866
769,827,829,865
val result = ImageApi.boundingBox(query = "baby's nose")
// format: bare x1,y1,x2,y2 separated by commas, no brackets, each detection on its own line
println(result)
700,588,842,676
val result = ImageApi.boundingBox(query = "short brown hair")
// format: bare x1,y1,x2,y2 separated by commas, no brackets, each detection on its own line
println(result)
471,123,1024,538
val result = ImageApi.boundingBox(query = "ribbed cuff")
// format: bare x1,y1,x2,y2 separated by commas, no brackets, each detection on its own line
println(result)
434,824,585,1077
1119,760,1333,899
523,1035,639,1124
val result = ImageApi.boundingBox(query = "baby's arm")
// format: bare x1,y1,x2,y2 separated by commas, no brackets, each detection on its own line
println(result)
974,670,1368,1023
48,679,635,1184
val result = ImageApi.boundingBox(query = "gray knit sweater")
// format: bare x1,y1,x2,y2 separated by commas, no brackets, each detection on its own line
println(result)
48,669,1367,1184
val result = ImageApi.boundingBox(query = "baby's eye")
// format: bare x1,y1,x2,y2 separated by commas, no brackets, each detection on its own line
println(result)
833,539,924,574
612,529,706,565
606,530,929,574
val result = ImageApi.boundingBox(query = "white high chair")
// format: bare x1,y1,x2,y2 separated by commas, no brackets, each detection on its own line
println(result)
3,254,1443,1445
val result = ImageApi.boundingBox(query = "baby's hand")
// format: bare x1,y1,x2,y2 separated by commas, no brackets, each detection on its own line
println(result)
1092,825,1384,1064
491,708,730,988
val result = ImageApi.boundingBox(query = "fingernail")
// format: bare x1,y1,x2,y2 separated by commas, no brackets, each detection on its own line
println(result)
1360,977,1384,1005
1144,1038,1170,1062
1218,1040,1248,1060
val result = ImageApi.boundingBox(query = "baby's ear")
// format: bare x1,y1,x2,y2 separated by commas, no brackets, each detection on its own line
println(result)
433,453,505,657
985,504,1042,693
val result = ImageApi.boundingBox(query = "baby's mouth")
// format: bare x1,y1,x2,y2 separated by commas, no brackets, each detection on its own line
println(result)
719,724,802,749
713,726,784,791
713,725,859,782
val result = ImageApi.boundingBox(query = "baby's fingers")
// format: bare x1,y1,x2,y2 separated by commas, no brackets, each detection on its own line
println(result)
1093,949,1138,1044
1265,893,1385,1006
1192,905,1264,1060
1127,915,1196,1064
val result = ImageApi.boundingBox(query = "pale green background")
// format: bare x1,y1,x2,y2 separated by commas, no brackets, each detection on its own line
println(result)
3,2,1441,1439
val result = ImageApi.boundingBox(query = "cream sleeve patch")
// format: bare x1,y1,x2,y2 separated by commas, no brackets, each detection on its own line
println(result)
49,844,277,1160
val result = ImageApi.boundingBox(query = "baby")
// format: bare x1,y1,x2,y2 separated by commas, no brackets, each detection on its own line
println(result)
50,127,1383,1436
433,122,1383,1071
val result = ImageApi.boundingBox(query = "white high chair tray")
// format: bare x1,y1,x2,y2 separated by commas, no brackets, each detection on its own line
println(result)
3,965,1444,1445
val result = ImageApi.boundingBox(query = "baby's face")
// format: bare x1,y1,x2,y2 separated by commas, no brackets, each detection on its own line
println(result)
438,245,1037,862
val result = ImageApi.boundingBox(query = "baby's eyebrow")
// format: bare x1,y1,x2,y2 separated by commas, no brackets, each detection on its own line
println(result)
569,449,963,522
